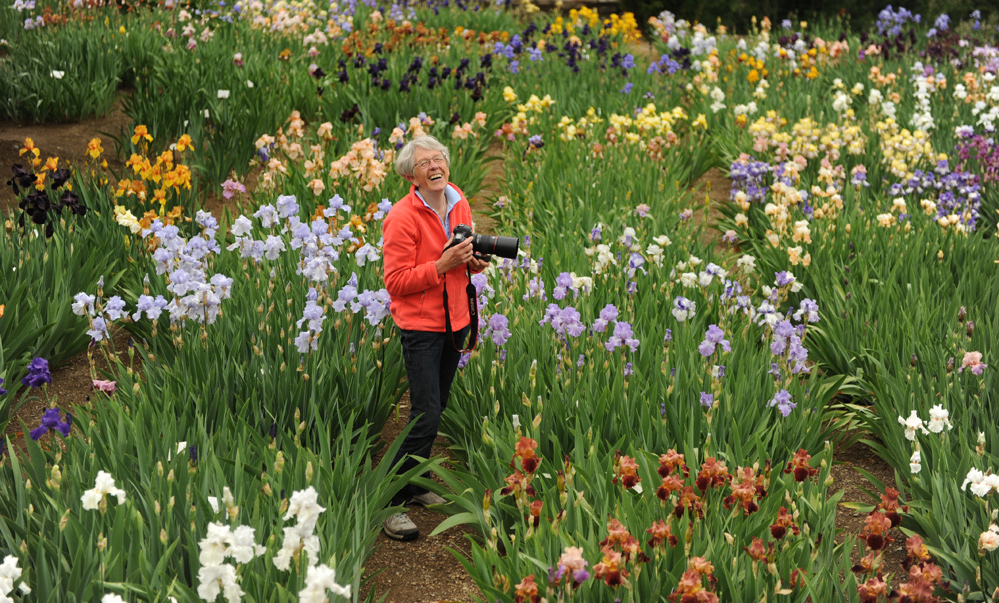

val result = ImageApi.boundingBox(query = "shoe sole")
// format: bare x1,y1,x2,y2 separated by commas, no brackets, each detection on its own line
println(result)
383,527,418,542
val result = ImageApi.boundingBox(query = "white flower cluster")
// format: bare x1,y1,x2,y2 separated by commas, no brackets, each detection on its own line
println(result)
909,450,921,474
963,468,999,498
81,471,127,512
909,66,937,131
584,244,613,274
274,486,326,571
979,524,999,553
645,235,672,267
709,87,726,114
196,520,265,603
299,563,351,603
897,405,953,442
1,555,31,602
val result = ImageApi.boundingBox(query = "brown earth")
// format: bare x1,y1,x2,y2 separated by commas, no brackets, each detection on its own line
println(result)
0,98,131,215
2,106,909,602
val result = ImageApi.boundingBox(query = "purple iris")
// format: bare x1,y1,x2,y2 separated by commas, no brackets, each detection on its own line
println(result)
553,272,574,300
698,325,731,357
0,378,6,396
605,321,639,352
21,357,51,388
768,389,796,417
487,313,512,346
774,271,795,287
700,392,714,408
592,304,618,333
29,407,72,440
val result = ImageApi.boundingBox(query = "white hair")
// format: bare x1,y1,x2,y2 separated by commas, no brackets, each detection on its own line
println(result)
394,135,450,178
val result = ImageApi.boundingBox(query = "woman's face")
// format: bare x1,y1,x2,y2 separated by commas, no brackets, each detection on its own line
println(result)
406,146,450,194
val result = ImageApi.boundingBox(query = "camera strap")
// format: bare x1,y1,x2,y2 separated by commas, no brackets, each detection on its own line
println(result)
442,266,478,353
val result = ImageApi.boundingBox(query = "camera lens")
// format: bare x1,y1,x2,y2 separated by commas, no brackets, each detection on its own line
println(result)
473,233,519,259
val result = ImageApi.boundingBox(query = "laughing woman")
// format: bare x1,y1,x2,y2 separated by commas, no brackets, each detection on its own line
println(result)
380,135,489,541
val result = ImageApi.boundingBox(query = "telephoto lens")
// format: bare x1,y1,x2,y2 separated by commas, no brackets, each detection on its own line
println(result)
472,233,519,259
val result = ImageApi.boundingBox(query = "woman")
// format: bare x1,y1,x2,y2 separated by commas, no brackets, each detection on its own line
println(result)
381,135,489,541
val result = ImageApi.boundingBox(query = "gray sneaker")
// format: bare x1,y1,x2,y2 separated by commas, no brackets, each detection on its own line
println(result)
411,491,448,506
383,512,418,541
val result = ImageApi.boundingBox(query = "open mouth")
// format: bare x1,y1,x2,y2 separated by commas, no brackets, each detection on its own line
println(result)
428,174,444,182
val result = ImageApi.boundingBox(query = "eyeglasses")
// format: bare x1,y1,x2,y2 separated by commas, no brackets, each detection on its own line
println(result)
415,155,447,170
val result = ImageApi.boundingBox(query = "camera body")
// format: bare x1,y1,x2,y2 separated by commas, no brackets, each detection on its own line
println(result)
448,224,520,261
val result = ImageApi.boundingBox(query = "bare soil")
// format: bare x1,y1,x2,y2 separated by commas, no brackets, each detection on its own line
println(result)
2,109,910,602
359,391,484,603
0,99,131,215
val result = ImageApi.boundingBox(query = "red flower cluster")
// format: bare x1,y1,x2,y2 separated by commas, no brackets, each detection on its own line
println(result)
500,437,541,505
514,436,540,474
784,448,819,482
667,557,720,603
743,536,772,562
593,518,650,587
612,451,642,490
646,519,678,549
694,457,730,492
723,466,768,515
514,574,539,603
769,506,800,539
658,449,690,478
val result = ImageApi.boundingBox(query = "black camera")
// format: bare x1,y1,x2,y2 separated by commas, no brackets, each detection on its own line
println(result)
448,223,519,261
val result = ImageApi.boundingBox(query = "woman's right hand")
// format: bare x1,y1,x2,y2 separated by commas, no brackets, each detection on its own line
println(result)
435,236,474,275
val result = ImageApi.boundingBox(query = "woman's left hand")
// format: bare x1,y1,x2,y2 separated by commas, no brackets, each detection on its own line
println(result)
467,255,490,272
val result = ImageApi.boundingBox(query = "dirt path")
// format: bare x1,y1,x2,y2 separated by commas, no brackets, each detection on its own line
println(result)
0,99,131,215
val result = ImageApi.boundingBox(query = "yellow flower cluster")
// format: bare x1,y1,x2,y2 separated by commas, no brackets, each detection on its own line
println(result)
546,8,638,42
554,105,689,160
233,0,331,35
747,113,866,162
604,12,640,43
114,127,194,217
874,118,936,179
556,108,603,141
508,93,556,129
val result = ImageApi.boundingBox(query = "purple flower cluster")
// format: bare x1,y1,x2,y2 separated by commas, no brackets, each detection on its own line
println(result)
770,320,809,374
21,357,51,388
592,304,618,332
294,287,327,354
331,273,391,326
875,5,920,37
523,276,547,302
29,407,71,440
540,304,585,338
142,211,231,325
552,272,578,301
888,158,983,229
768,389,796,417
698,325,731,357
729,157,771,203
605,321,639,352
483,313,512,346
793,299,820,323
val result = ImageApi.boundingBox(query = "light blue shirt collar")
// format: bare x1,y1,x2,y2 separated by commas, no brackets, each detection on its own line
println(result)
415,184,460,236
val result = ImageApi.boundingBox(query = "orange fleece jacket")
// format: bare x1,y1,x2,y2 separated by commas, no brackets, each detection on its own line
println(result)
382,183,478,332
